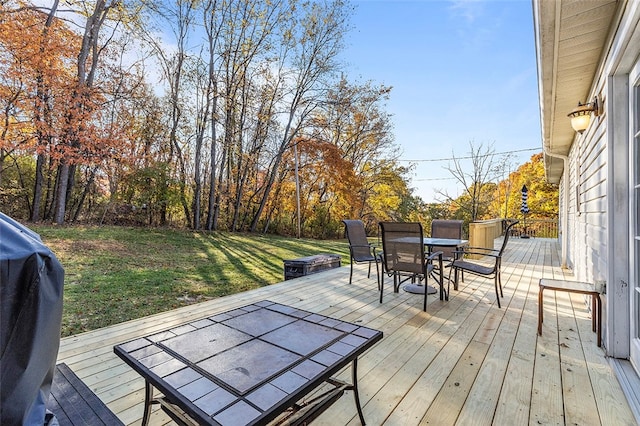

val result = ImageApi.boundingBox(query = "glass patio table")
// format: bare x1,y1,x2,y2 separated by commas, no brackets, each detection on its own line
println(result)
114,300,383,426
401,237,469,298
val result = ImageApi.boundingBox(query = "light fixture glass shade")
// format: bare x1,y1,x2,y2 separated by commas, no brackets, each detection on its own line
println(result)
570,113,591,133
567,102,596,133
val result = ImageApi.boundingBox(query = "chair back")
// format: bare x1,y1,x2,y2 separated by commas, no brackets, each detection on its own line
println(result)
431,219,463,259
497,220,520,256
342,220,373,262
379,222,425,275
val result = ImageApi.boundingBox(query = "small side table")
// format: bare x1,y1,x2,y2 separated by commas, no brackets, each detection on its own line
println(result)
538,279,602,347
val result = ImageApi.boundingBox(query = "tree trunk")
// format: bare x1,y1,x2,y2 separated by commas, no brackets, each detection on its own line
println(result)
66,163,76,214
250,112,296,232
44,156,55,220
31,1,59,221
53,0,110,224
206,142,218,230
206,98,218,231
72,168,96,222
192,75,213,230
31,153,45,221
54,162,69,224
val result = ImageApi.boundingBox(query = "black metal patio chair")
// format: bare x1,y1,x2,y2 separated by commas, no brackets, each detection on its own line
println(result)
429,219,465,296
378,222,443,312
342,219,380,288
430,219,464,262
449,220,519,308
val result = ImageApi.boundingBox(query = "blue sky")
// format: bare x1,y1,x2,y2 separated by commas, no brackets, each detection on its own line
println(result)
338,0,541,202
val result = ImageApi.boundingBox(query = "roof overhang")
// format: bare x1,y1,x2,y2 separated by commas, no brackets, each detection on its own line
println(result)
532,0,619,183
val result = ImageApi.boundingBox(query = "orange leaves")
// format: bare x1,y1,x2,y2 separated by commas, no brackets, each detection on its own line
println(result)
0,4,79,83
295,136,357,193
0,3,82,159
283,136,361,225
0,2,126,169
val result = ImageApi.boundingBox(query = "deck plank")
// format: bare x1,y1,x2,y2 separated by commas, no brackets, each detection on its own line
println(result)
570,292,637,426
383,292,493,425
456,264,534,424
54,238,637,426
559,291,600,426
422,339,489,425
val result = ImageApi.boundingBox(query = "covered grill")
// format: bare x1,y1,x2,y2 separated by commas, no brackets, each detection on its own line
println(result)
1,213,64,424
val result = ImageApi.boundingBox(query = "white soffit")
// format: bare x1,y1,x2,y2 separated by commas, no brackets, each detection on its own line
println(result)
535,0,618,183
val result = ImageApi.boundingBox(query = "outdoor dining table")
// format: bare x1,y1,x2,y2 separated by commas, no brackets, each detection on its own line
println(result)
113,300,383,426
401,237,469,298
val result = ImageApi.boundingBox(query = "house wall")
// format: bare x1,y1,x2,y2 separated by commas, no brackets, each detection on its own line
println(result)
608,74,631,357
578,120,608,284
560,1,640,356
561,98,609,344
565,117,608,285
558,177,573,270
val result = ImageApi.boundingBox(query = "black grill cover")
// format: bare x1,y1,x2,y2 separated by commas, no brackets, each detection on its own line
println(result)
0,213,64,425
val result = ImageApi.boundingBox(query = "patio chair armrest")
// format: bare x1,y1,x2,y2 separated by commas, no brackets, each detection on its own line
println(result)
350,244,374,249
454,250,501,259
454,246,498,255
373,247,385,264
464,246,498,252
426,251,444,272
426,250,443,261
349,244,378,256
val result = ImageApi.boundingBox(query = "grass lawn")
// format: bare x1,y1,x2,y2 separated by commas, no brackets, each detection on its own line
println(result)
32,225,350,337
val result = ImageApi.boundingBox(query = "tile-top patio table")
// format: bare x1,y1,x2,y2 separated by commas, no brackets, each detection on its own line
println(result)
113,300,383,426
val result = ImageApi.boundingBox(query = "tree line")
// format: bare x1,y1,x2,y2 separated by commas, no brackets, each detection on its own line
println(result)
0,1,557,238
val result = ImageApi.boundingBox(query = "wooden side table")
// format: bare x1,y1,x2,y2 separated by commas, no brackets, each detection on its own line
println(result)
538,279,602,347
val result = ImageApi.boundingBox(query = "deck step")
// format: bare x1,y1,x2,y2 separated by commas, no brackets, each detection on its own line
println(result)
48,363,124,425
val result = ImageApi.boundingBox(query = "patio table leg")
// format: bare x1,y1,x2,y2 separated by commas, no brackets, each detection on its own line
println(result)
352,358,366,425
142,380,153,426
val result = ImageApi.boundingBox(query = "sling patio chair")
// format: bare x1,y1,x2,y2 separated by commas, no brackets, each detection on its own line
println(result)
449,220,519,308
378,221,443,312
342,219,381,288
430,219,464,282
430,219,464,262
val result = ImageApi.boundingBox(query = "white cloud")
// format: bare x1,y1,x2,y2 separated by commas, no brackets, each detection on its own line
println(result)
448,0,485,24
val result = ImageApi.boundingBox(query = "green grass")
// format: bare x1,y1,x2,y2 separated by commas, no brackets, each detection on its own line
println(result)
32,226,349,337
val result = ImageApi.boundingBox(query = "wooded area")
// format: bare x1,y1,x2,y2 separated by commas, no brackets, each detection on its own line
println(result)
0,1,557,238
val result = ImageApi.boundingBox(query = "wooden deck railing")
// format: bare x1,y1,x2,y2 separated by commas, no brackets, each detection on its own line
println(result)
468,218,559,248
507,218,559,238
468,219,503,253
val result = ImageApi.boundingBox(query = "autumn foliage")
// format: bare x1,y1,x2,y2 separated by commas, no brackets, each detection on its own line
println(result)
0,1,557,237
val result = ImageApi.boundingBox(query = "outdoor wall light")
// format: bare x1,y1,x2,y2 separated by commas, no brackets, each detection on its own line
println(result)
567,97,600,133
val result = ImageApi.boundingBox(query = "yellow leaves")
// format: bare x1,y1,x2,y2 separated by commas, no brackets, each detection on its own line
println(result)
0,112,37,154
489,152,558,219
283,28,293,42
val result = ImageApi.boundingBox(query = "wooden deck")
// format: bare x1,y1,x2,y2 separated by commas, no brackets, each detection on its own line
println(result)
56,237,637,425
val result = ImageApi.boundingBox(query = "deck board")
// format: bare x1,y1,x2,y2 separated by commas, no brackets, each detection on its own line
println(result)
55,237,637,425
